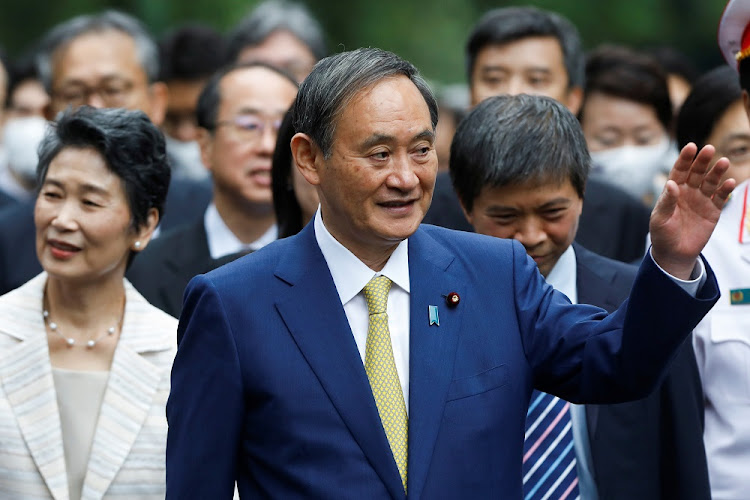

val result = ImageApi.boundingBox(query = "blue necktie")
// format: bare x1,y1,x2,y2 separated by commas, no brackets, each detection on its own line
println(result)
523,390,580,500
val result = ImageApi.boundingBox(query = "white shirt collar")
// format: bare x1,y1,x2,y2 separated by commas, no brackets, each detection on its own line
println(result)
204,203,278,259
314,207,410,306
544,245,578,304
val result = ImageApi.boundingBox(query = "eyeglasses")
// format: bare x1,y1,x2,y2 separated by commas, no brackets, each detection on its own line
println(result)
214,115,282,142
52,80,136,108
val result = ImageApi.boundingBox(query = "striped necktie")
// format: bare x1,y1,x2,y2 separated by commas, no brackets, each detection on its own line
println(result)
523,390,580,500
363,275,408,493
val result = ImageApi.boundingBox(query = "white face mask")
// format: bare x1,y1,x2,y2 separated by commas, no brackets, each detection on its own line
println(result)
2,116,49,184
165,136,207,181
589,138,674,203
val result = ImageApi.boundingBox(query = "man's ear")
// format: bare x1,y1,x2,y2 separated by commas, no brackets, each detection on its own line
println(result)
291,132,323,186
458,196,475,226
196,127,213,173
565,85,584,116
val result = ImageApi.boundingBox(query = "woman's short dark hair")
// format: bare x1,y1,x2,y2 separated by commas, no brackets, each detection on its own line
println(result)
676,66,743,150
271,108,304,238
582,45,672,132
36,106,171,231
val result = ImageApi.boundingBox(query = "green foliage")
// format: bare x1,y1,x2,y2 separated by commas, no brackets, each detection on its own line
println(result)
0,0,731,85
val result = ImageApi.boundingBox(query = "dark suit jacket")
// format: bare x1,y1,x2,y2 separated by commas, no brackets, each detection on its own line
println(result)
575,245,710,500
424,172,650,262
166,223,719,499
0,178,212,296
0,189,17,211
127,219,212,318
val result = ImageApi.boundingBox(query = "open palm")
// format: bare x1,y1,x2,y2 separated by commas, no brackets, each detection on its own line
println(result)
650,143,735,280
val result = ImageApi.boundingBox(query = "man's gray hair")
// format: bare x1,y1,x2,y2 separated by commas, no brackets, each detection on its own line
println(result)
226,0,327,63
292,47,438,159
36,10,159,93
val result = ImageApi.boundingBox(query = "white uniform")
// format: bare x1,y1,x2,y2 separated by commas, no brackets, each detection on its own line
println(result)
693,179,750,500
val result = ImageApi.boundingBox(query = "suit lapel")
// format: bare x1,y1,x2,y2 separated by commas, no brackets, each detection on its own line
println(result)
81,283,173,500
0,274,69,500
161,220,212,314
274,225,405,499
405,228,463,499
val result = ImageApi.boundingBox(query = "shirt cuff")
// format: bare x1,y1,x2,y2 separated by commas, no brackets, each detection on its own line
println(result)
648,247,706,298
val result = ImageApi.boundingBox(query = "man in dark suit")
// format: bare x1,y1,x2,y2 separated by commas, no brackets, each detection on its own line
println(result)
166,48,730,499
424,6,650,263
0,11,213,295
127,62,298,317
451,94,709,499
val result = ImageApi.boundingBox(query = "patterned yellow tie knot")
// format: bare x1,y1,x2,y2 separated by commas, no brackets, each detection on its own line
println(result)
363,275,392,315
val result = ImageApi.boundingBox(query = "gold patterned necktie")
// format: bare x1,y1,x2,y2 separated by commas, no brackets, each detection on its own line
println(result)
363,275,408,492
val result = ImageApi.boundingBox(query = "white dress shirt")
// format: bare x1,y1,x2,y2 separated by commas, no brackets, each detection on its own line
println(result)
204,203,278,259
692,180,750,500
314,209,411,413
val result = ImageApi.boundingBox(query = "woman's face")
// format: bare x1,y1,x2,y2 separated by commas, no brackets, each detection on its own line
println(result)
291,161,319,224
706,99,750,186
580,92,667,151
35,147,142,285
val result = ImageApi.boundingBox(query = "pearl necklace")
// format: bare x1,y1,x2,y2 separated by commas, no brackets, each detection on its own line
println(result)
43,309,119,348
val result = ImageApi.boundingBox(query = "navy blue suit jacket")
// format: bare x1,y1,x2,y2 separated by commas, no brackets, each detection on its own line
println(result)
574,245,710,499
166,224,718,499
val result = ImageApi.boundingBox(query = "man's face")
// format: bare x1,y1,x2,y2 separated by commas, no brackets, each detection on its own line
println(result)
236,30,317,83
200,67,297,208
470,36,581,113
163,79,206,142
309,76,437,260
49,30,166,125
465,178,582,277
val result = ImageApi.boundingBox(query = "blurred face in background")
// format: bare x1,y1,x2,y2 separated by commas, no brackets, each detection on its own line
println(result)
7,78,50,119
199,66,298,209
236,30,317,83
163,78,206,143
470,36,582,113
48,30,167,125
707,99,750,186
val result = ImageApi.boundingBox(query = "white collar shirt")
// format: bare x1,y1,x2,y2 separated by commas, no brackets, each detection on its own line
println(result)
314,208,411,413
204,203,278,259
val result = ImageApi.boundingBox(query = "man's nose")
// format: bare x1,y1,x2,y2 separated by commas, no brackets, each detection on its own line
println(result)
515,219,547,248
387,155,420,191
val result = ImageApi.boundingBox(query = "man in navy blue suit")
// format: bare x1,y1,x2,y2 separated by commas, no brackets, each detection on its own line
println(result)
451,94,710,499
166,48,732,499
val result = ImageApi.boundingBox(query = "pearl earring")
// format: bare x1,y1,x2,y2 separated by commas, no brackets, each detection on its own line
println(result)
134,241,142,250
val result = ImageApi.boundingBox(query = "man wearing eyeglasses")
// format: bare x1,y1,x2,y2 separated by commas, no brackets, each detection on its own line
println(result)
0,10,214,296
127,63,298,317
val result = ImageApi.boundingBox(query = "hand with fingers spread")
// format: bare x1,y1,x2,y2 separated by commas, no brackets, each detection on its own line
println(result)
650,143,736,280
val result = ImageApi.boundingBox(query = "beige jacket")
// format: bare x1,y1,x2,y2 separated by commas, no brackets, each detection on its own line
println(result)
0,273,177,499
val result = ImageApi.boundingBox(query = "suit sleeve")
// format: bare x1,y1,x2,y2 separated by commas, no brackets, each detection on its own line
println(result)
166,274,243,499
511,241,720,404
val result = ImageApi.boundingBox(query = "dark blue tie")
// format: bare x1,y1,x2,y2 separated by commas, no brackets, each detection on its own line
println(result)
522,390,580,500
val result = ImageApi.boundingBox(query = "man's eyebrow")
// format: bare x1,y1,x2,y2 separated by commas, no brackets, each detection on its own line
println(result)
359,129,435,150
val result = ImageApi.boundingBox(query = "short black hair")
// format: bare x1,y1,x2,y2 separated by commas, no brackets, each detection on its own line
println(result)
271,108,304,238
581,45,672,132
676,66,742,150
739,57,750,94
36,106,171,231
195,61,298,131
466,6,584,88
647,46,699,85
159,23,226,82
450,94,590,212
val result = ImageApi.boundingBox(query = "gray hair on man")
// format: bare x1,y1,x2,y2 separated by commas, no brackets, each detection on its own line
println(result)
36,10,160,93
292,47,439,159
226,0,327,63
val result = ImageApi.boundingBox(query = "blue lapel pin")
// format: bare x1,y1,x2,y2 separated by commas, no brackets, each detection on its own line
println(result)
428,305,440,326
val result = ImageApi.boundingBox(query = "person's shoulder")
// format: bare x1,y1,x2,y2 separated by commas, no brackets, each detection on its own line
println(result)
417,223,520,266
575,243,639,281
